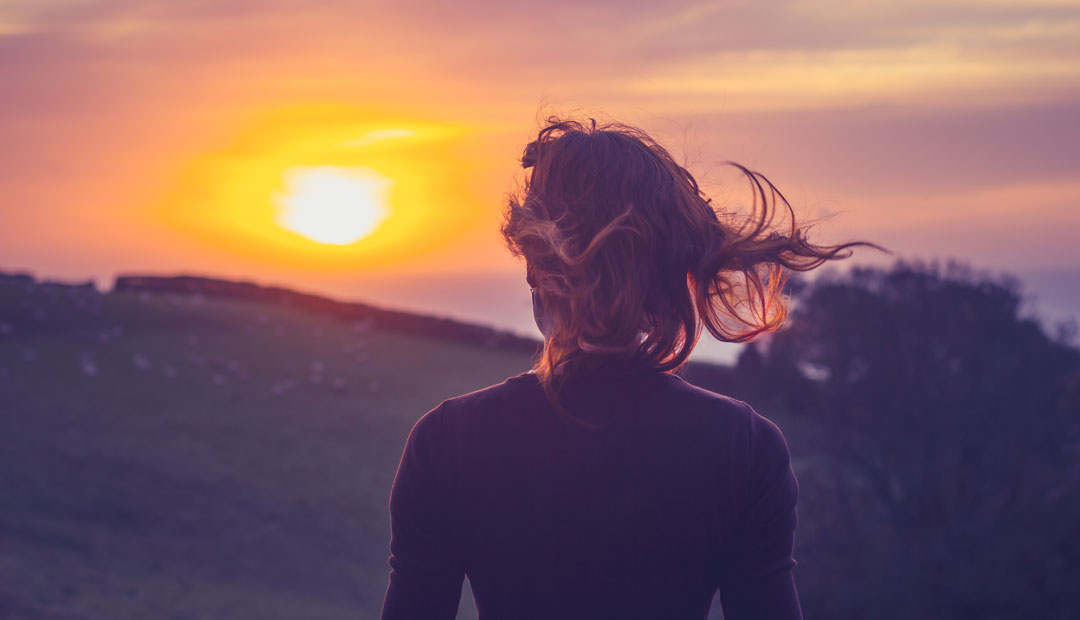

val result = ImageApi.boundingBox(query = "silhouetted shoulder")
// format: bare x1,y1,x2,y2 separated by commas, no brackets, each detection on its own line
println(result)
435,371,540,413
661,372,755,413
660,374,794,474
658,372,770,428
402,371,545,437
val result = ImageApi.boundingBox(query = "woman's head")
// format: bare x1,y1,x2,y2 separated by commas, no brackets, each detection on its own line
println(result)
501,116,883,427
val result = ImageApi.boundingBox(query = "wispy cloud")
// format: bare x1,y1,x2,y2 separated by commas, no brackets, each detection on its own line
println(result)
621,45,1080,111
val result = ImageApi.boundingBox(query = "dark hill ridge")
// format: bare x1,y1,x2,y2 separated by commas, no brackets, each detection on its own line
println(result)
113,274,543,355
0,269,540,354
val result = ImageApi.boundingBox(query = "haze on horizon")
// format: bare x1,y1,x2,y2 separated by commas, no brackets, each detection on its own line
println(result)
2,0,1078,361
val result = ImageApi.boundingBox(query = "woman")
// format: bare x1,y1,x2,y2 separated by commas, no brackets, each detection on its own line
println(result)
381,117,880,619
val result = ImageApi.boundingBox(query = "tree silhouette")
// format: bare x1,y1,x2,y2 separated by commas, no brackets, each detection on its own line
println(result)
741,259,1080,618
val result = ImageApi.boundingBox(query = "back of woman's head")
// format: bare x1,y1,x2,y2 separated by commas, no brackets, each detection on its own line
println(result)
501,116,883,428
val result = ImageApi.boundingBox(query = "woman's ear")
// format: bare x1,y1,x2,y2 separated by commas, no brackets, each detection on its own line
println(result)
526,261,538,289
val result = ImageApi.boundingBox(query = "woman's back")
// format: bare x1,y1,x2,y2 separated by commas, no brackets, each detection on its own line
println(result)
380,114,879,618
381,369,801,619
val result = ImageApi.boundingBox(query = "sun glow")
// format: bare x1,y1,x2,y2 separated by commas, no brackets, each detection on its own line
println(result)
156,106,489,269
273,166,394,245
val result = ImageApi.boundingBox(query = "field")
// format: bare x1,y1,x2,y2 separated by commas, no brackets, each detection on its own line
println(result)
0,277,547,619
5,264,1077,619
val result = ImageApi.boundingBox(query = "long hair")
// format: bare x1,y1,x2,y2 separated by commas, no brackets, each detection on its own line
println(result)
501,116,886,429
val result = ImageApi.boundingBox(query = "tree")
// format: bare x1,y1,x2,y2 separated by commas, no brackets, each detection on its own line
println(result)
751,259,1080,619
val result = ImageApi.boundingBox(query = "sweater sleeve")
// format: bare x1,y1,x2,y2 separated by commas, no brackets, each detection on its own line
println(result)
381,402,465,620
718,405,803,620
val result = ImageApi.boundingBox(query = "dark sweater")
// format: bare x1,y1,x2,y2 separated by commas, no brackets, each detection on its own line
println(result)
380,369,802,620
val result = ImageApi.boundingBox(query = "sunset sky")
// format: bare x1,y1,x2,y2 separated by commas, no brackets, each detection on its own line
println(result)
2,0,1078,361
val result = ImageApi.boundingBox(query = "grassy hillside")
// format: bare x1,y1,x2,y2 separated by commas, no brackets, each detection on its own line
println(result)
6,267,1074,619
0,276,540,619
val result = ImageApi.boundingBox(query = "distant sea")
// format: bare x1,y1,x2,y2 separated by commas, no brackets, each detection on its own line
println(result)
1013,267,1080,338
332,270,744,365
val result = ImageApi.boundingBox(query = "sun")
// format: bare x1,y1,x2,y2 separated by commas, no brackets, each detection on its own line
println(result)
273,166,394,245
